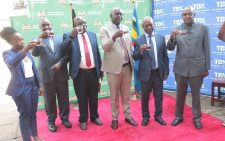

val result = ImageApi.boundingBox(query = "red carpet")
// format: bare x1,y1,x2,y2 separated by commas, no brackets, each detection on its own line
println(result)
37,94,225,141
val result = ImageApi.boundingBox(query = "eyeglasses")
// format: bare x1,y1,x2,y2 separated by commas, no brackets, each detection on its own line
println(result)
182,12,194,17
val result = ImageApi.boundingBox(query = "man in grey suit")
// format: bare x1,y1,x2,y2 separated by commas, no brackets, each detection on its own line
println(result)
133,16,169,126
100,7,137,130
167,6,210,129
32,18,72,132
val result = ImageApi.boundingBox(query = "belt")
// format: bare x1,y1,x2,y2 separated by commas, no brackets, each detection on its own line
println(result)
123,62,130,67
152,68,159,71
79,68,95,72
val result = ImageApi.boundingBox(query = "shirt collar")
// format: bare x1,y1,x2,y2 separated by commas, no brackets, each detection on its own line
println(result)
111,22,120,29
145,31,155,38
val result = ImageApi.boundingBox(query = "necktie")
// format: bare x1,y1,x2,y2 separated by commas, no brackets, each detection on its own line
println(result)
149,35,156,69
116,25,129,62
82,34,91,67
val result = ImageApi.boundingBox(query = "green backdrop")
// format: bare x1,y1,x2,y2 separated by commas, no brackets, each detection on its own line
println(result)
10,0,151,109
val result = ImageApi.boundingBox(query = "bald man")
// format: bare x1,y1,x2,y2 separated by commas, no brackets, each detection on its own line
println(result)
32,18,72,132
133,16,169,126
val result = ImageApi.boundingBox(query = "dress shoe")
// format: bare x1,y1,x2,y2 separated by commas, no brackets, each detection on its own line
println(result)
141,118,149,126
111,120,118,130
91,118,103,125
32,136,44,141
62,120,72,128
171,118,183,126
155,117,166,126
48,123,57,132
125,118,138,126
80,122,88,130
194,121,202,129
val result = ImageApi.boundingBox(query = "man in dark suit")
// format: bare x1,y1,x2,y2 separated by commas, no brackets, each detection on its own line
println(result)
32,18,72,132
133,16,169,126
167,6,210,129
63,17,103,130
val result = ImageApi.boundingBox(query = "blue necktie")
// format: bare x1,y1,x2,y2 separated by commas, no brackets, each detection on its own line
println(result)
149,35,156,69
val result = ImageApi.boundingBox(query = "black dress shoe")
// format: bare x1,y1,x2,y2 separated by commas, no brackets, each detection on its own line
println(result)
194,121,202,129
111,120,118,130
125,118,138,126
48,123,57,132
80,122,88,130
62,120,72,128
155,117,166,126
141,118,149,126
91,118,103,125
171,118,183,126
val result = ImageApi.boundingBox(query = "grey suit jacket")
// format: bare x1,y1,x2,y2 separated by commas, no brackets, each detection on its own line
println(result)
100,23,133,74
167,22,210,77
32,35,69,83
133,33,169,82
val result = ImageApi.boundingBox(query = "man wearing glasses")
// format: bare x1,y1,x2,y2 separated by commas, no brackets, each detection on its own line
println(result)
100,7,137,130
167,6,210,129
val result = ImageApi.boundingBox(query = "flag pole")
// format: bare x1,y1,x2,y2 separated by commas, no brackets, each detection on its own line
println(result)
70,2,76,28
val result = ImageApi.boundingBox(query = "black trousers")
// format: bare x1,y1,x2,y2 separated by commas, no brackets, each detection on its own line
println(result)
140,69,163,119
73,68,99,123
43,79,70,124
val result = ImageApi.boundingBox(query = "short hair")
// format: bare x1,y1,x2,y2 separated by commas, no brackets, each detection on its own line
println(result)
183,6,195,13
74,16,86,26
0,27,18,43
39,18,51,26
110,7,122,17
142,16,154,25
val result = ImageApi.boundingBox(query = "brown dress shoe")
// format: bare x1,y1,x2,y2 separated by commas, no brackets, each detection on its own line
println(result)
111,120,118,130
80,122,88,130
125,118,138,126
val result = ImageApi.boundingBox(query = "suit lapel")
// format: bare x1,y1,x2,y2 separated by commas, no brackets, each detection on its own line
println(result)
43,38,54,54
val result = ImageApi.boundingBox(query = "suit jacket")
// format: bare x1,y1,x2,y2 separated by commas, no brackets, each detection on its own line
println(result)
167,22,210,77
3,50,41,97
100,23,133,74
133,33,169,82
32,35,69,83
63,31,102,79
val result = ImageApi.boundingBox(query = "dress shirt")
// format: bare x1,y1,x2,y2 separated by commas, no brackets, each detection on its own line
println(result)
77,32,95,69
22,56,34,78
145,32,158,69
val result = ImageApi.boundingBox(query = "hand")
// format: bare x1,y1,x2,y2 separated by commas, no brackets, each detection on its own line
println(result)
201,70,209,78
139,44,150,54
51,63,61,72
38,87,44,96
112,30,124,41
39,31,50,39
100,71,104,80
71,28,78,37
164,74,168,80
170,29,180,41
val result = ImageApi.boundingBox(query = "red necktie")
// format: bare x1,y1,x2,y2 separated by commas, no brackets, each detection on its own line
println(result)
82,34,91,67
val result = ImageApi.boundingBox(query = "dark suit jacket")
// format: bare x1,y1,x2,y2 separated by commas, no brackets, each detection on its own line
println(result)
133,33,169,82
63,31,102,79
3,50,41,97
32,35,69,83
